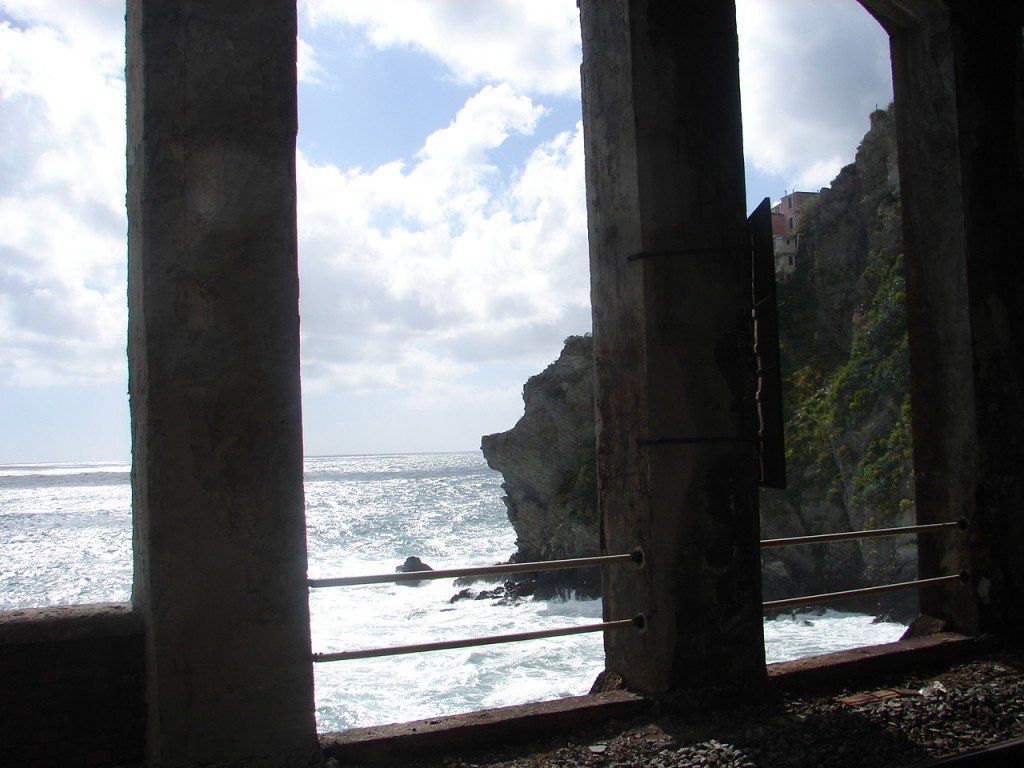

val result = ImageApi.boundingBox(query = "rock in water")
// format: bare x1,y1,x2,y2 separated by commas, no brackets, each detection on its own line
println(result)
396,555,433,586
397,556,432,572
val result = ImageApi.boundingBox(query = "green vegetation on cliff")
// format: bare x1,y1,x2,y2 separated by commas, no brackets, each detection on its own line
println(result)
781,247,911,518
761,106,917,603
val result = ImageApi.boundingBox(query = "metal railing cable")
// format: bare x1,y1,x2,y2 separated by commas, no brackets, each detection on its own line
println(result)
307,548,645,589
763,572,968,612
312,615,647,663
760,519,966,549
309,549,646,663
761,519,968,611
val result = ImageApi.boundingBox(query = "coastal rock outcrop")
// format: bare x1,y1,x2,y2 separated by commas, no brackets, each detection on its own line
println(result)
480,334,600,597
396,555,433,586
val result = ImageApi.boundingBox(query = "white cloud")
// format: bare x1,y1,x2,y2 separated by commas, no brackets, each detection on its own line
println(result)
0,7,127,386
297,84,589,396
0,0,123,60
302,0,892,194
736,0,892,191
0,0,895,450
297,36,325,84
301,0,582,97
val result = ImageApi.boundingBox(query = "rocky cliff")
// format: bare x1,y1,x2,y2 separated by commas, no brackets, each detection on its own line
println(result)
480,335,600,596
482,107,914,612
761,106,915,613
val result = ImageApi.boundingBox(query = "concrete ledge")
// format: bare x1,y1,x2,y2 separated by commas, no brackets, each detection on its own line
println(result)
0,602,145,767
767,632,977,690
320,636,982,764
0,602,142,645
320,690,649,765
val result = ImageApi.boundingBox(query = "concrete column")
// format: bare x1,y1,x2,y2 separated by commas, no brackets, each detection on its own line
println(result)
127,2,319,765
948,2,1024,635
581,0,764,694
882,0,1024,634
885,1,980,632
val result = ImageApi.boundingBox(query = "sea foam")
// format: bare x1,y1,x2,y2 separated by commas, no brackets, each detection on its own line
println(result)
1,452,906,731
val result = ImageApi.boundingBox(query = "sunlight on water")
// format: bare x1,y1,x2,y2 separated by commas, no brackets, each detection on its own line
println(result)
309,580,605,729
0,452,910,731
0,462,132,609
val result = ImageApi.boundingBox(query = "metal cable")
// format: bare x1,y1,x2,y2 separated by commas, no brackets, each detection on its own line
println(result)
763,573,967,612
308,549,644,589
761,519,965,549
313,615,645,662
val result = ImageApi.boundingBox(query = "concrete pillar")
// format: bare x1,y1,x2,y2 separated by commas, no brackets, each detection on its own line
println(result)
882,1,980,632
580,0,764,694
878,0,1024,634
950,2,1024,636
127,2,319,765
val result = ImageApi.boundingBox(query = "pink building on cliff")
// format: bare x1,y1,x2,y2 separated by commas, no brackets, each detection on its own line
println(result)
770,190,820,281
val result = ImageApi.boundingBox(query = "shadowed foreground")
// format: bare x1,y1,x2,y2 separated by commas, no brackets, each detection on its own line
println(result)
325,638,1024,768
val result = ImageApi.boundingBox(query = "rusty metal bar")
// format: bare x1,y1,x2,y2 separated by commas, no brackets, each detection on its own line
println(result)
639,436,751,445
760,519,965,549
627,245,748,262
308,549,645,589
763,573,966,612
312,615,646,662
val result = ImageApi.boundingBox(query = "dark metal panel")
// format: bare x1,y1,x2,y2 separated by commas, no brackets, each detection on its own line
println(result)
749,198,787,488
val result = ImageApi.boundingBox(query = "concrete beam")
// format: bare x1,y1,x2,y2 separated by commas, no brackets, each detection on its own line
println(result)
126,2,319,765
581,0,764,694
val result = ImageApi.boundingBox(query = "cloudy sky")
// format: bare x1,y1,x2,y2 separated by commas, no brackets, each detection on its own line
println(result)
0,0,892,463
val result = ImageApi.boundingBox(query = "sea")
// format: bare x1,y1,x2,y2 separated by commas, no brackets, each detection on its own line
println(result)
0,451,908,732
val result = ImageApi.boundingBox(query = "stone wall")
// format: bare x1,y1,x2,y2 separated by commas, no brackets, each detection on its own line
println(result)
0,604,144,768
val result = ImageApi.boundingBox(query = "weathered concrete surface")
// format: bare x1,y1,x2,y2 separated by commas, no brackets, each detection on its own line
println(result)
948,3,1024,639
0,601,140,644
580,0,764,694
873,0,1024,635
0,604,145,767
320,690,648,766
127,2,318,765
881,0,980,637
767,632,976,692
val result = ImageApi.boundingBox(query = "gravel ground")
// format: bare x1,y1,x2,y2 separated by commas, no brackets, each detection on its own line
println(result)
374,645,1024,768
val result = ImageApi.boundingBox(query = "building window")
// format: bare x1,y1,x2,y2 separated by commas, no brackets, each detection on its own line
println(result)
789,216,794,230
788,255,794,266
787,196,793,209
